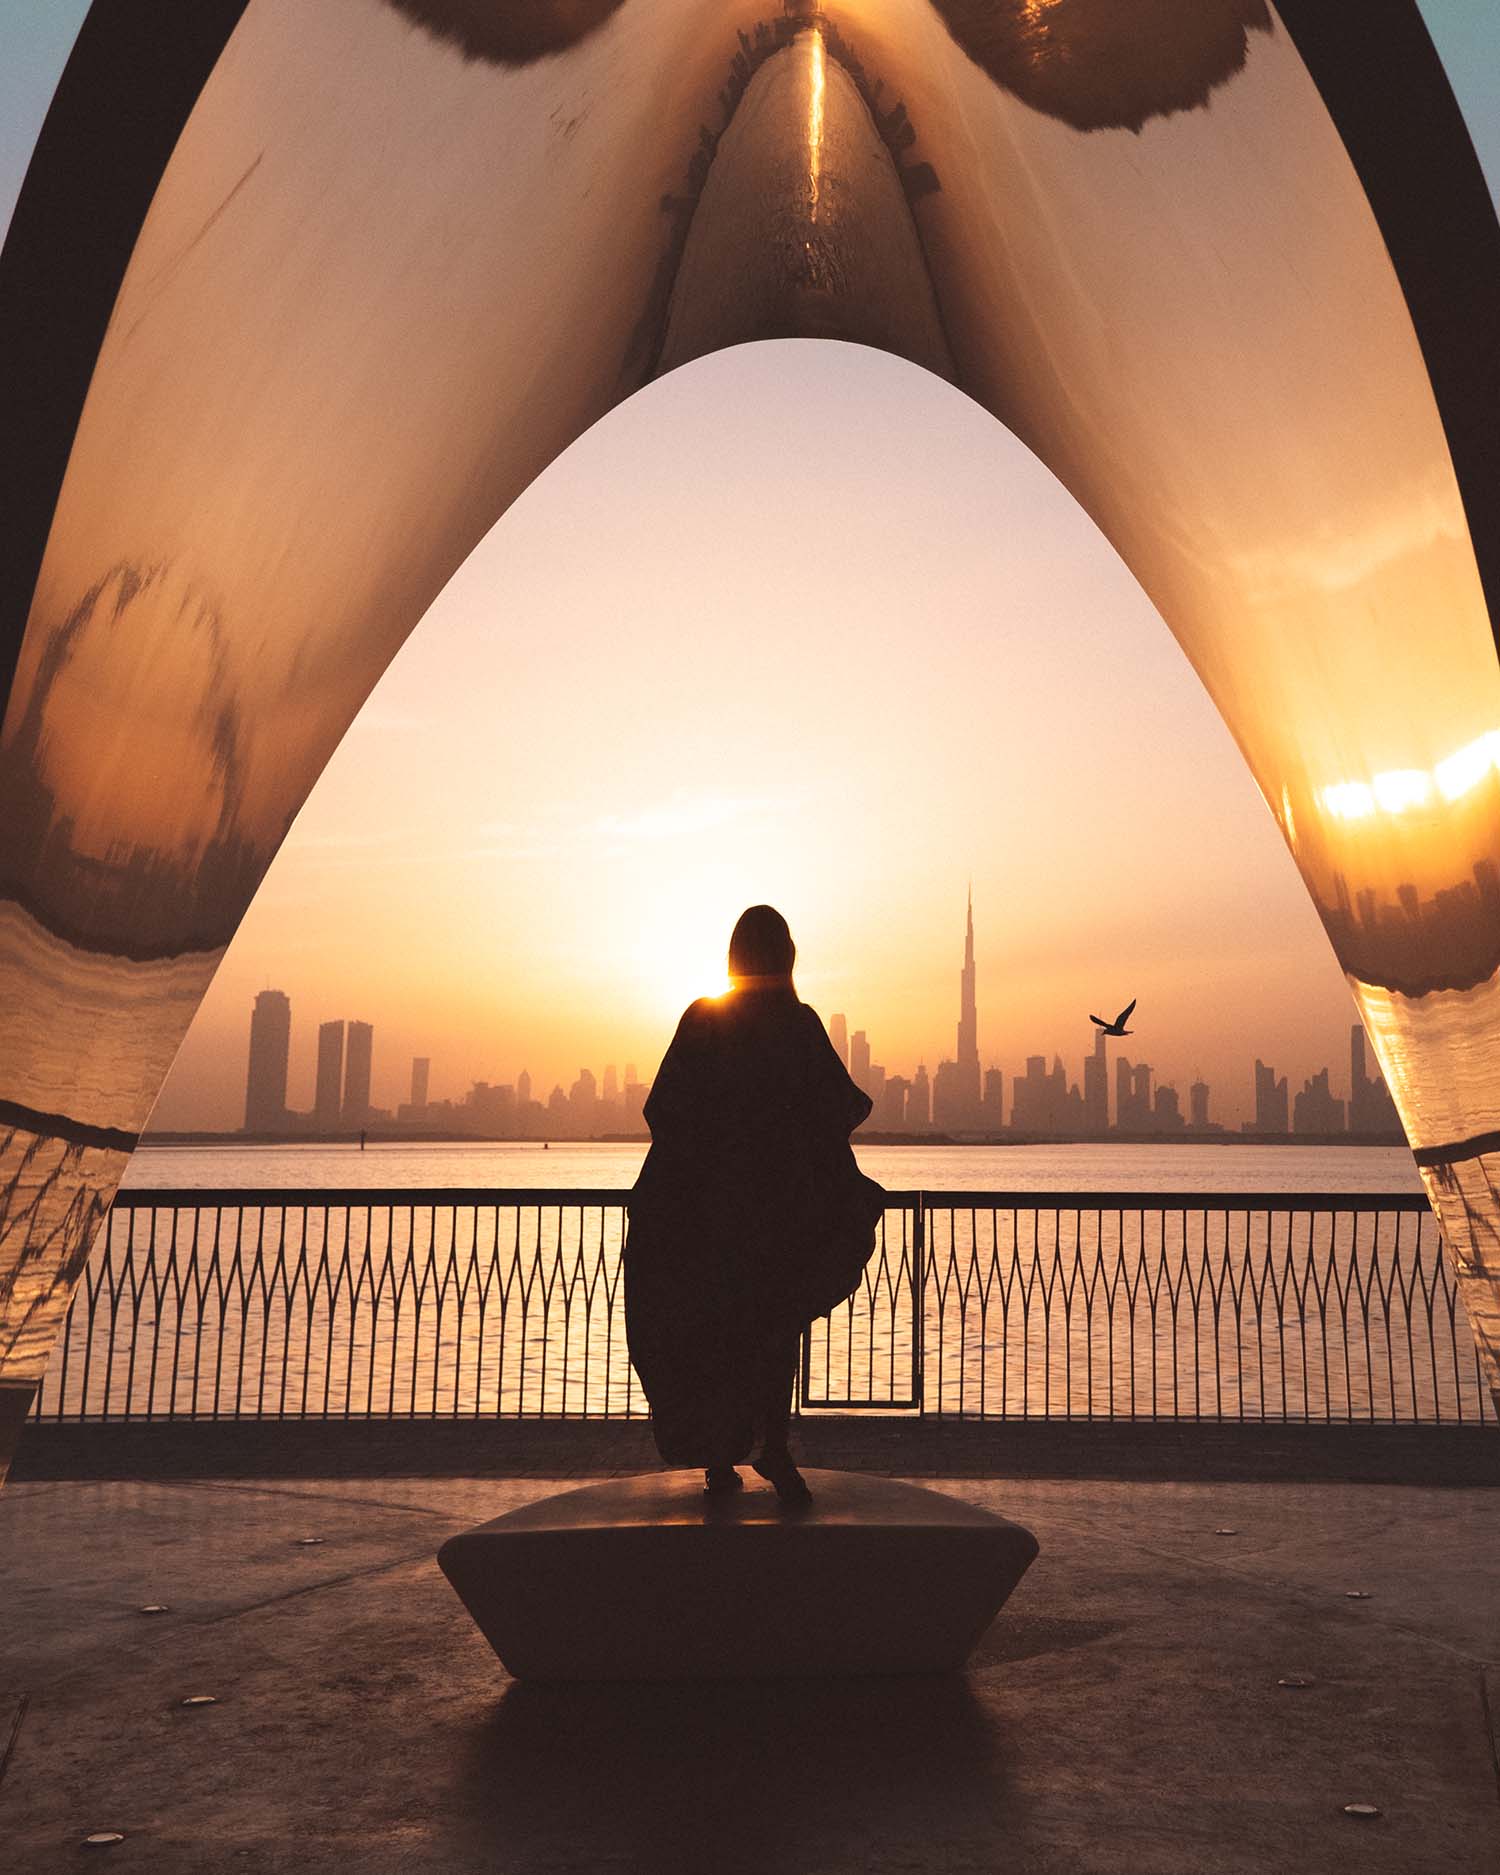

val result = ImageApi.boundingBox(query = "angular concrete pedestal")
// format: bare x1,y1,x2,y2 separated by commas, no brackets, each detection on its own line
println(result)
438,1468,1039,1681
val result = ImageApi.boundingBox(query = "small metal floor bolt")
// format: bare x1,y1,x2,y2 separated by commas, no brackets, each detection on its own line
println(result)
1214,1527,1238,1535
1344,1590,1372,1599
138,1604,169,1615
1277,1676,1314,1689
1342,1803,1382,1819
83,1833,125,1847
293,1536,324,1546
179,1695,217,1708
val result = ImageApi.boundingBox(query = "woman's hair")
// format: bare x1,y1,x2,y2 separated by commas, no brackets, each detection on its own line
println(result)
728,904,796,986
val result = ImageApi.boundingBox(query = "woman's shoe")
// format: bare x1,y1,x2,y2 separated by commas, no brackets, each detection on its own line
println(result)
703,1465,744,1496
752,1450,813,1507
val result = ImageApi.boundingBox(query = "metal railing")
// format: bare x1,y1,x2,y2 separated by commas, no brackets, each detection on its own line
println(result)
29,1188,1496,1425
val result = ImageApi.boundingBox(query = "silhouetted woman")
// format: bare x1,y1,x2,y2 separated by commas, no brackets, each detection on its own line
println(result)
625,906,885,1504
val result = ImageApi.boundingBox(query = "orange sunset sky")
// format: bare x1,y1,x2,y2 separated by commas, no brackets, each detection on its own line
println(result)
145,339,1358,1130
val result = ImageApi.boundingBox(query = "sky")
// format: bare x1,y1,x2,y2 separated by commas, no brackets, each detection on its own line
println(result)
2,1,1498,1130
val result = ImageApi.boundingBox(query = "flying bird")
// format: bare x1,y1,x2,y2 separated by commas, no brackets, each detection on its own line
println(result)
1090,999,1137,1037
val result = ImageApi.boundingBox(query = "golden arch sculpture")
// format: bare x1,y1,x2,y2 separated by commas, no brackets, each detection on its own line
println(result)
2,0,1500,1473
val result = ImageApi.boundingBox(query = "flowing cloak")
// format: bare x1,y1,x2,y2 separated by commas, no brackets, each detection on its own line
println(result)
624,988,886,1466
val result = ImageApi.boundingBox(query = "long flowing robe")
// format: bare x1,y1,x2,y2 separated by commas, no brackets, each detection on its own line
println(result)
625,988,886,1465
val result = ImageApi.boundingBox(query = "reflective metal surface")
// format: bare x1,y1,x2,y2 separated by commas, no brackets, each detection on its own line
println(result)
3,0,1499,1470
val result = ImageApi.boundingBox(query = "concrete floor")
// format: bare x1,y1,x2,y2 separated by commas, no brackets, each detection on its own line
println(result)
1,1473,1497,1873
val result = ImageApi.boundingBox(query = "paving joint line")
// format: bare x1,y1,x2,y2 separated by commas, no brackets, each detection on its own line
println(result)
198,1542,445,1626
173,1476,480,1520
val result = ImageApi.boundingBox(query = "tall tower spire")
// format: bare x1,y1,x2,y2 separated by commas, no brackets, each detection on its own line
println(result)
957,884,978,1070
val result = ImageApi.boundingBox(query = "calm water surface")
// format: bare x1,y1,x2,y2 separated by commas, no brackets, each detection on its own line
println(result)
58,1139,1480,1429
122,1138,1426,1195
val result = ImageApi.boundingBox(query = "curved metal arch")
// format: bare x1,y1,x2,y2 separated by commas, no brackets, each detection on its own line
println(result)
2,0,1500,1469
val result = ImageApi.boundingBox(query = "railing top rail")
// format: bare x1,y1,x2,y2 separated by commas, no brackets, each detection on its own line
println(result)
109,1186,1432,1215
110,1187,638,1209
914,1190,1432,1213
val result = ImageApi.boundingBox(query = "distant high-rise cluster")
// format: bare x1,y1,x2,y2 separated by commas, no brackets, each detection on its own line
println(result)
239,895,1404,1141
239,994,649,1139
1246,1029,1399,1138
242,1000,376,1134
829,896,1404,1143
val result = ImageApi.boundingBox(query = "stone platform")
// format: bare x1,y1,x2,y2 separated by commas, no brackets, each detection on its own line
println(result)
2,1474,1497,1871
438,1468,1039,1680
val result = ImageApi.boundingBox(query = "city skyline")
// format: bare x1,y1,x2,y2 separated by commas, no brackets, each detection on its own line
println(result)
221,894,1400,1142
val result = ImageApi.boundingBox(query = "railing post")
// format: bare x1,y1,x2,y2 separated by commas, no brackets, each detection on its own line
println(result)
913,1194,926,1417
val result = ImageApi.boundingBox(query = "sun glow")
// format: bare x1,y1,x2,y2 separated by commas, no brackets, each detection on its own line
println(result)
1320,729,1500,823
620,881,736,1021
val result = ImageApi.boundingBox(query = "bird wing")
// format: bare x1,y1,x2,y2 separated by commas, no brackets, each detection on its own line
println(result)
1115,998,1137,1027
1089,1014,1108,1028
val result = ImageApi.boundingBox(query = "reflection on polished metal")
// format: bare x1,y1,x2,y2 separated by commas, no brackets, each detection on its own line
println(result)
438,1469,1040,1679
3,0,1500,1475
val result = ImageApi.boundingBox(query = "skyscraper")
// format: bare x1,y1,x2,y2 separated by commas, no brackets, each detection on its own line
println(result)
981,1067,1004,1129
1293,1066,1344,1134
1253,1059,1289,1134
957,886,979,1086
933,889,983,1130
850,1029,871,1092
315,1021,345,1127
931,1059,963,1131
1114,1057,1154,1130
410,1057,430,1109
244,990,290,1132
1084,1026,1109,1133
343,1020,373,1122
829,1013,849,1069
908,1063,931,1129
1348,1023,1401,1133
1115,1056,1135,1130
1153,1083,1184,1129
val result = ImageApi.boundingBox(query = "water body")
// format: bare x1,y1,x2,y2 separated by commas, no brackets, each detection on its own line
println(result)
122,1138,1426,1195
43,1137,1484,1430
